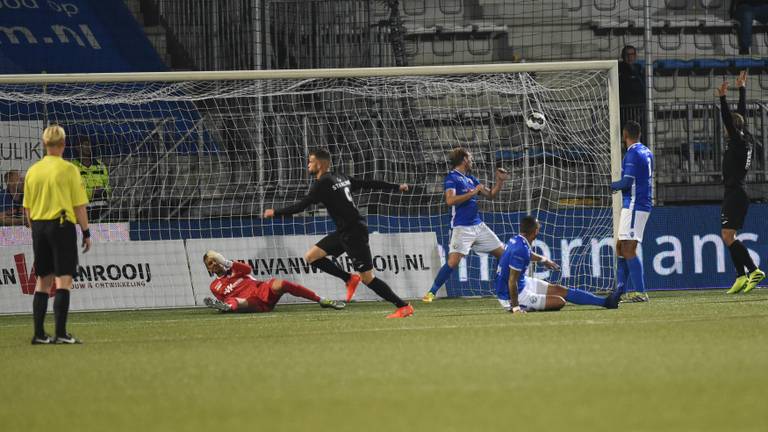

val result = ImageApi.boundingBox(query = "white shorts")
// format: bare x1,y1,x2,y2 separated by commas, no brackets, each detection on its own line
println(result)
618,209,650,242
497,277,550,311
449,222,504,255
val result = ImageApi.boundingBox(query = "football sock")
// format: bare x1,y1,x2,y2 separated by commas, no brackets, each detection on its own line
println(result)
367,278,408,308
281,281,321,302
32,291,49,338
565,288,609,307
730,241,757,274
429,263,455,295
727,242,746,276
53,289,71,338
310,258,351,282
627,257,646,294
616,257,629,294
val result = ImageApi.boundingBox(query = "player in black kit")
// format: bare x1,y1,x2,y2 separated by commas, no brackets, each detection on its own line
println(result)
718,71,765,294
263,149,414,318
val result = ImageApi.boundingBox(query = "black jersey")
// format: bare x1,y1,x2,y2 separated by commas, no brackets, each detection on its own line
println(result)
274,172,400,232
720,87,753,188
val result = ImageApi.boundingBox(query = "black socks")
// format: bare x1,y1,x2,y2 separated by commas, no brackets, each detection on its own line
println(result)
310,258,351,282
729,240,757,276
367,278,407,308
32,292,49,338
53,289,71,338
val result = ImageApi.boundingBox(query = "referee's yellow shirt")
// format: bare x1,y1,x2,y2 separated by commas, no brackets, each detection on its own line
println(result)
23,155,89,223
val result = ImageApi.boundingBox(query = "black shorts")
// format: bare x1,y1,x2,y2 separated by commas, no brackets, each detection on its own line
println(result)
316,225,373,273
721,187,749,230
31,220,78,277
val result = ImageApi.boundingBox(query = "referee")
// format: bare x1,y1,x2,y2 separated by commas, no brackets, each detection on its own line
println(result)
717,71,765,294
263,148,414,318
24,124,91,344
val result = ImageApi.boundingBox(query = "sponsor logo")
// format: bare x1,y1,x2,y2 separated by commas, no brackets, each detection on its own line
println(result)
2,254,153,294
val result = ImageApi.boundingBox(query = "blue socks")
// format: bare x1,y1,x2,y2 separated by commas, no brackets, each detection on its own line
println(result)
627,256,646,293
565,288,609,307
429,263,455,295
617,257,629,295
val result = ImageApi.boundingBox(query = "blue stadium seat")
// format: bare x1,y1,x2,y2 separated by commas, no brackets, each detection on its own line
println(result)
693,58,730,69
655,59,695,71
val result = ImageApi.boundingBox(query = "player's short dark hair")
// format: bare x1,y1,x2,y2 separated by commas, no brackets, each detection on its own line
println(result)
732,113,744,131
309,148,331,161
520,215,539,235
623,121,642,140
448,147,469,167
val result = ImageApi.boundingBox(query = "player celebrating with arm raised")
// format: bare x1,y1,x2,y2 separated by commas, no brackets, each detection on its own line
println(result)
422,147,509,302
719,72,765,294
610,121,654,302
263,149,414,319
202,250,344,313
495,216,620,313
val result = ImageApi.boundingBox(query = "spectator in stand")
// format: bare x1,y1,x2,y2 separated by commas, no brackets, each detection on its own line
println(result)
731,1,768,55
618,45,646,129
72,138,111,220
0,169,25,226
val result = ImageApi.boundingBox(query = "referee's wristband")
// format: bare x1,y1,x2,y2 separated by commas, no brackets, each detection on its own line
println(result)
82,228,91,239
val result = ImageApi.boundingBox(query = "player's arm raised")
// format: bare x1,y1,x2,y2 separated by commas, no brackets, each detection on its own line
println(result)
477,168,509,199
736,70,747,117
507,268,525,314
717,80,739,139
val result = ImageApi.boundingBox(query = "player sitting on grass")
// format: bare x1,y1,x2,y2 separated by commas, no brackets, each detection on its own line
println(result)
202,250,344,313
495,216,620,313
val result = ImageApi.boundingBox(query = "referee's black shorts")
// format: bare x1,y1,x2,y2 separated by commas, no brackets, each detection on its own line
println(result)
316,224,373,273
721,187,749,230
31,220,78,277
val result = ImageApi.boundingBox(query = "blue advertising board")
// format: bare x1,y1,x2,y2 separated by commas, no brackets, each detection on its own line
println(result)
0,0,166,73
131,203,768,295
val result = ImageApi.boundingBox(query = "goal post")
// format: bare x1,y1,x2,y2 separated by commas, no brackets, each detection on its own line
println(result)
0,61,622,312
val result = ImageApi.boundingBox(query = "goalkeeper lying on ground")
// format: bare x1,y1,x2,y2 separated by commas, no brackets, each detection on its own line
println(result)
202,250,345,313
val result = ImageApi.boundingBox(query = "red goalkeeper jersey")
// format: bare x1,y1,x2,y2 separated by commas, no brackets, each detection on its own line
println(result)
209,261,262,301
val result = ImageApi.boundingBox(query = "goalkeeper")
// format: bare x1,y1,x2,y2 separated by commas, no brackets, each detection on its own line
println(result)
202,250,345,313
495,216,620,313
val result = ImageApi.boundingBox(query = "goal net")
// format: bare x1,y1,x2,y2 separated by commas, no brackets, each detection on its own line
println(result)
0,62,620,311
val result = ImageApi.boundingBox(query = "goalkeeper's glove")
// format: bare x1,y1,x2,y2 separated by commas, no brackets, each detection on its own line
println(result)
206,250,233,270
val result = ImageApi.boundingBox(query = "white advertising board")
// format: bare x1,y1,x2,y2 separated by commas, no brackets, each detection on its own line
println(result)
0,120,45,175
185,232,440,305
0,240,193,314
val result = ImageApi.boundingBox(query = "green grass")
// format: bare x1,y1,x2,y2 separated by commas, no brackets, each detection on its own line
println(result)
2,290,768,432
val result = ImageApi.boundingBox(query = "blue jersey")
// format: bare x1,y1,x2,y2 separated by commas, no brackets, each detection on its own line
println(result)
621,142,654,212
494,235,531,300
444,170,482,227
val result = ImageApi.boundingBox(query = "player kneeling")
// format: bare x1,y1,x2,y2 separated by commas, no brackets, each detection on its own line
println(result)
495,216,620,313
202,250,345,313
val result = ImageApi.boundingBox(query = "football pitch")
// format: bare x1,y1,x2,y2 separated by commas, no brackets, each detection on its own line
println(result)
1,290,767,432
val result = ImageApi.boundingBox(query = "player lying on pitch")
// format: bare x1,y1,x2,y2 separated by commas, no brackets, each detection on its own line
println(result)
202,250,345,313
495,216,620,313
